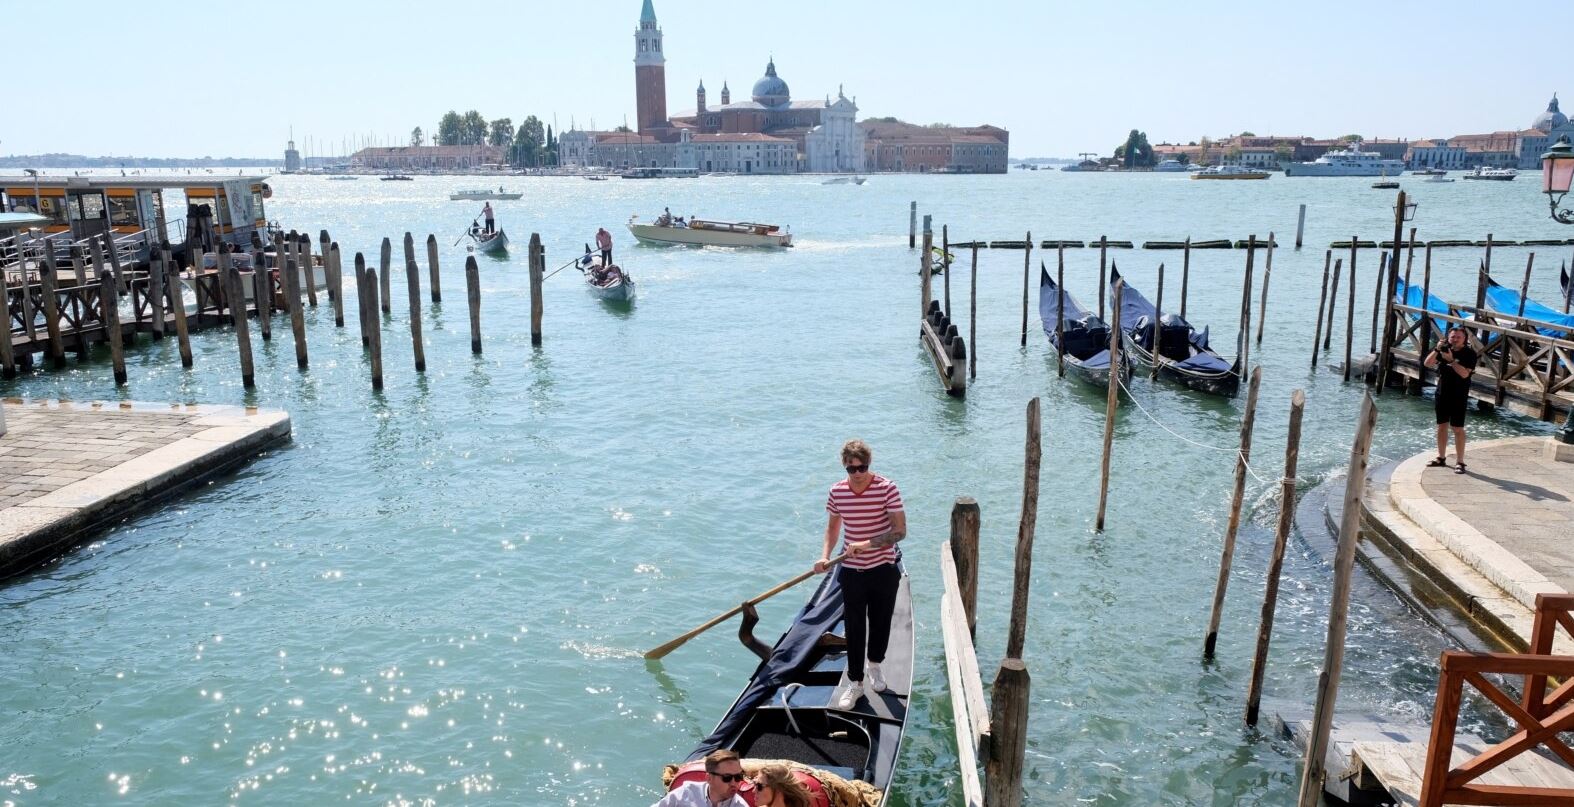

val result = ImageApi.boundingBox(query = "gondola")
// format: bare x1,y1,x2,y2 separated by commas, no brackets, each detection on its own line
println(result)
469,227,508,256
1563,266,1572,312
669,563,913,804
1482,272,1574,336
1110,266,1242,397
1039,265,1120,387
580,252,635,303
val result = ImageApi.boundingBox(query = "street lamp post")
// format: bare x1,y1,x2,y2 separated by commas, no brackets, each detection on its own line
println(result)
1538,136,1574,444
23,168,41,220
1375,189,1418,394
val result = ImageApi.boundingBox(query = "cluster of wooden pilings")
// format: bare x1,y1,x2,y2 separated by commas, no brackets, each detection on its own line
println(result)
0,228,566,393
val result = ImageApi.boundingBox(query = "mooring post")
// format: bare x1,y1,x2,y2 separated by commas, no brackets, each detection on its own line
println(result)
466,255,482,354
164,244,192,368
1152,263,1165,380
39,247,65,369
1254,232,1275,345
1007,397,1041,659
1295,203,1306,249
1056,246,1067,378
1180,237,1191,320
285,257,307,370
220,251,253,389
949,496,980,638
252,247,272,341
1419,246,1435,385
329,244,345,328
1478,234,1494,314
380,237,393,314
909,201,917,249
985,658,1030,807
99,268,127,385
920,216,933,318
147,248,165,341
1097,235,1109,319
969,244,978,379
1343,242,1357,381
365,260,384,390
426,234,441,303
1096,280,1122,532
1377,234,1413,394
1245,389,1305,727
1369,250,1387,356
1296,394,1378,807
1204,365,1262,659
1324,257,1342,352
104,232,125,294
356,249,372,347
0,268,14,378
1236,236,1256,378
406,258,426,372
1496,253,1535,406
1020,231,1032,347
942,225,952,316
1311,251,1331,368
319,230,333,302
300,233,318,308
529,233,544,346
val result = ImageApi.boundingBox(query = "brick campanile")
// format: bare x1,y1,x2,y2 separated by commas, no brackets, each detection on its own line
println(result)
634,0,667,134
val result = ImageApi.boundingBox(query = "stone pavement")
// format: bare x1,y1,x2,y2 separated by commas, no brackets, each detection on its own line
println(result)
0,399,290,577
1363,436,1574,651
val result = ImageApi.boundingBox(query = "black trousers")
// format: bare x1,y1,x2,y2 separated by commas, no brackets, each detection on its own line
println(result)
838,562,900,682
600,247,612,265
484,218,495,234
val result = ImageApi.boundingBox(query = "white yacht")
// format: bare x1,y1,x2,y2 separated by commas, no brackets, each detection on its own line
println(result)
1461,167,1518,181
1280,144,1406,177
1154,159,1187,172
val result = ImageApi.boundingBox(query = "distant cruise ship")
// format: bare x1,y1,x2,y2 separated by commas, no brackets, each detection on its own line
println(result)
1281,144,1406,177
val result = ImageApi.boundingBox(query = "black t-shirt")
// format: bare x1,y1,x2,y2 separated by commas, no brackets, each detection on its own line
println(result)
1437,344,1478,398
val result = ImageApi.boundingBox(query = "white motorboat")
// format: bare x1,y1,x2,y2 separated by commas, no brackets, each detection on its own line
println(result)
1281,144,1406,177
821,175,867,185
1425,175,1455,183
1462,167,1518,181
627,215,792,248
1154,159,1187,172
1191,164,1271,180
450,187,524,200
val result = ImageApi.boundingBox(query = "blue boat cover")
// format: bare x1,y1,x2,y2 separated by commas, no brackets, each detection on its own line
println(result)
1483,277,1574,336
1039,268,1111,368
1395,279,1453,334
689,571,847,759
1111,269,1233,374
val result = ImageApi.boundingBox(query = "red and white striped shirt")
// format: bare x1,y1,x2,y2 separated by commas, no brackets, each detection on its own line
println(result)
827,475,905,570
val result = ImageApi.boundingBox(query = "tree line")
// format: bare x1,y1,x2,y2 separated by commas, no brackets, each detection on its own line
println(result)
407,110,560,167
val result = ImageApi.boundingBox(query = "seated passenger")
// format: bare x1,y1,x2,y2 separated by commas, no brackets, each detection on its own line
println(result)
751,764,812,807
651,749,749,807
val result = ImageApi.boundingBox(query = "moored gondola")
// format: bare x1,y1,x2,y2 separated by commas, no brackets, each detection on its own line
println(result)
1562,266,1572,312
1482,272,1574,335
1039,265,1120,388
1110,266,1242,397
664,564,913,805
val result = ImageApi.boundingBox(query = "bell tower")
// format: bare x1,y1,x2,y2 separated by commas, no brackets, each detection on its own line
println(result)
696,79,706,114
634,0,667,134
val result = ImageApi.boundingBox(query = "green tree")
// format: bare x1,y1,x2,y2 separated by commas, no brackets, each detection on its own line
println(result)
410,126,424,147
489,118,515,147
612,124,632,133
511,116,546,166
1341,133,1363,142
437,111,464,146
1239,131,1257,137
1113,129,1155,168
545,125,557,166
1198,136,1213,165
460,110,487,145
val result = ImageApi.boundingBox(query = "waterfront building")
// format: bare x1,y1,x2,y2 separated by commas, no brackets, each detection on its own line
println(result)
1516,95,1572,169
1405,139,1468,170
283,139,301,173
858,120,1009,173
350,145,504,171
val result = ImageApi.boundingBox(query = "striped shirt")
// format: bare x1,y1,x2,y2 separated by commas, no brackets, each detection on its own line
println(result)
827,475,905,570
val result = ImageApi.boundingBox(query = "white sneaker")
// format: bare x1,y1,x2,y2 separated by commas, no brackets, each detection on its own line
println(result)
835,679,862,710
865,663,887,694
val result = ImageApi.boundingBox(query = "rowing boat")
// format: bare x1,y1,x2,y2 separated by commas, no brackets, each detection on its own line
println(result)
1110,266,1242,397
581,253,635,303
470,228,508,256
675,564,913,803
1039,266,1120,388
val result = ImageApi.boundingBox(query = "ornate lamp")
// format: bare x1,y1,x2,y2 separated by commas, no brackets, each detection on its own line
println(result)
1543,136,1574,224
1392,196,1418,222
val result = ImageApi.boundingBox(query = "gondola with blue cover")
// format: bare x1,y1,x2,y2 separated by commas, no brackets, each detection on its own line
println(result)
1039,265,1121,387
1109,266,1242,397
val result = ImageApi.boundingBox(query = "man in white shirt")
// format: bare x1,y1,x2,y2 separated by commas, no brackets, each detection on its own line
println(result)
650,749,750,807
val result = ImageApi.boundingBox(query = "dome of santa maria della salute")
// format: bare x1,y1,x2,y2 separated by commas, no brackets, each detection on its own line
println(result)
1533,94,1567,131
751,59,790,108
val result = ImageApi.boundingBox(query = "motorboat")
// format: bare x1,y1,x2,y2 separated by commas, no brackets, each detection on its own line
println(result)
1191,165,1271,180
326,175,358,181
379,175,414,181
1413,168,1449,176
627,215,792,248
821,176,868,185
1154,159,1188,172
450,188,524,200
619,166,699,179
1462,167,1518,181
1281,144,1406,177
1425,175,1455,183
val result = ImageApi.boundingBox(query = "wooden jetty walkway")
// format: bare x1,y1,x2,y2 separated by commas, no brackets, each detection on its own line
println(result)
0,399,289,577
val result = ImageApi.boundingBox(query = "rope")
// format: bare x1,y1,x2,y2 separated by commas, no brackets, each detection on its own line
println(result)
1114,374,1296,487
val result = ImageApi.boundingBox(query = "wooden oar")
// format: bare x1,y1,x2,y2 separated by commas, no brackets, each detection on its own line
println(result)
453,218,479,247
643,554,845,660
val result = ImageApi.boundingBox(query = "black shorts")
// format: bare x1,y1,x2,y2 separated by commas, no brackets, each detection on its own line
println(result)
1435,392,1468,427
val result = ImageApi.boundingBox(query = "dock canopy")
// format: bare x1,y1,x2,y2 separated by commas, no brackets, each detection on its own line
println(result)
0,174,273,252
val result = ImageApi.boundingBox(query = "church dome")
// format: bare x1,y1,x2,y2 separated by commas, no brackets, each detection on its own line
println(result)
1533,94,1567,132
751,59,790,107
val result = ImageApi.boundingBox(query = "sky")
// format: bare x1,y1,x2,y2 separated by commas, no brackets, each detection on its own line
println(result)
1,0,1566,159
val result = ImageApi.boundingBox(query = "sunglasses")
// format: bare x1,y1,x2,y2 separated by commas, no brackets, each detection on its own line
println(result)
845,464,869,474
710,772,746,783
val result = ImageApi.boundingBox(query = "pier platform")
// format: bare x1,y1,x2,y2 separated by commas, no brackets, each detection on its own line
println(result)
0,399,289,578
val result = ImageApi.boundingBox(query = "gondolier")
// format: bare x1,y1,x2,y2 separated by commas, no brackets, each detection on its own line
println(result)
596,227,613,266
482,202,495,234
815,439,905,711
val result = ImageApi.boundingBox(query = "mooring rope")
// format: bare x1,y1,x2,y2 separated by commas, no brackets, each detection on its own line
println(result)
1114,374,1292,487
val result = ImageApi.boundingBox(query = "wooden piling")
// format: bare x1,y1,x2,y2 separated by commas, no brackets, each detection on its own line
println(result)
103,232,125,292
1343,243,1357,381
1239,236,1256,376
1377,233,1414,395
969,244,978,379
1097,235,1109,319
909,201,917,249
319,230,333,302
252,246,272,342
329,244,345,328
39,248,66,369
949,497,980,638
1096,280,1122,532
285,258,308,369
1564,260,1572,314
98,268,127,385
1006,397,1041,659
1151,263,1165,380
164,244,192,368
942,226,952,316
300,233,318,308
365,260,384,390
380,237,392,314
1324,257,1342,351
220,251,253,389
148,247,165,340
1254,232,1275,345
529,233,544,346
1245,389,1305,726
1477,234,1494,314
1296,393,1378,807
1496,253,1534,405
0,268,14,378
1311,252,1331,367
1203,365,1262,659
1055,246,1066,378
426,234,441,303
355,249,372,347
984,658,1030,807
1419,246,1435,385
406,259,426,372
1180,237,1191,320
1295,203,1306,249
920,217,933,317
70,244,88,287
466,255,482,354
1020,231,1032,347
1369,250,1387,355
